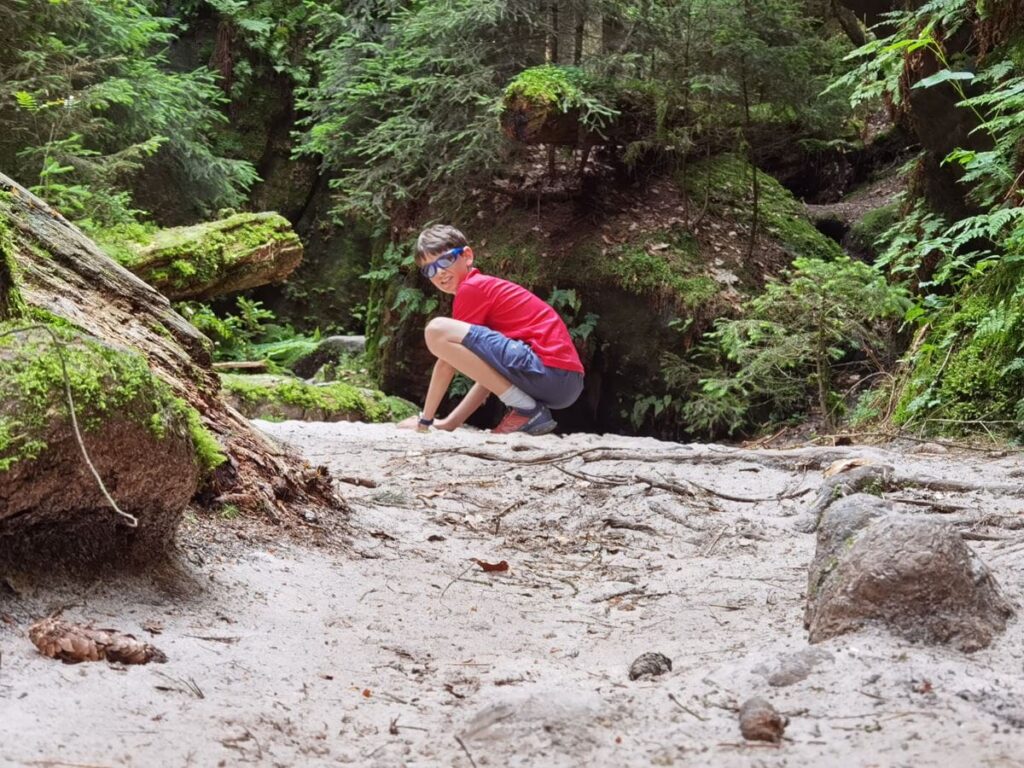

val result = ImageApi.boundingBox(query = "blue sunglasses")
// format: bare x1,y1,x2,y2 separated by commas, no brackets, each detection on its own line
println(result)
420,246,466,278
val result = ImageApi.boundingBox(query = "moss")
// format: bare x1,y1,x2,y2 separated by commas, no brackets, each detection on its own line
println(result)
679,154,844,262
847,202,900,257
0,321,205,473
219,373,417,422
504,65,588,106
0,198,26,321
178,402,227,473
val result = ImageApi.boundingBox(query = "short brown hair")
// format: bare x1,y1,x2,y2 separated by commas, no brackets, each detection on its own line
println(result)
415,224,467,264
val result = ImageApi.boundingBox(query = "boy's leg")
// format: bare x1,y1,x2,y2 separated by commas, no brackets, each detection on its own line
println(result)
425,317,517,397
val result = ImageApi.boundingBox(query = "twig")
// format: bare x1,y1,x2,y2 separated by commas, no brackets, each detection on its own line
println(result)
439,566,475,600
668,692,708,721
454,734,478,768
702,526,728,557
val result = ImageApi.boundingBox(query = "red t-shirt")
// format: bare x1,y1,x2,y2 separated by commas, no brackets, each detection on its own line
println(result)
453,269,584,374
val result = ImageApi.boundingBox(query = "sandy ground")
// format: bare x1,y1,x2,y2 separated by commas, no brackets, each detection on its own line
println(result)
2,421,1024,767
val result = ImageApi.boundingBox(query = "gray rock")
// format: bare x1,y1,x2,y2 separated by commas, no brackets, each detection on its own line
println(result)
755,647,834,687
628,652,673,681
292,335,366,378
805,497,1014,652
794,464,894,533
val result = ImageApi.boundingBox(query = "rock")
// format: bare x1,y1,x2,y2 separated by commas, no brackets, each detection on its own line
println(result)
754,648,834,687
219,373,415,424
628,652,672,681
292,335,367,379
805,497,1014,652
794,464,894,533
738,697,787,743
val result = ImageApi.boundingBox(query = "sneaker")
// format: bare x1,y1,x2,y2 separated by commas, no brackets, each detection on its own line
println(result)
493,405,557,435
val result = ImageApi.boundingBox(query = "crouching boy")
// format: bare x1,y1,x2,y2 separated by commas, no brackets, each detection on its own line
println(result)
397,224,584,435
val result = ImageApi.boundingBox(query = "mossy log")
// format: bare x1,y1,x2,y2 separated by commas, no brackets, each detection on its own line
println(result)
0,173,344,565
123,212,303,300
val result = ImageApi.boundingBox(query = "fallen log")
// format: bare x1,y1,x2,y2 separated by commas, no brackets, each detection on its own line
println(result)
119,212,302,300
0,173,344,565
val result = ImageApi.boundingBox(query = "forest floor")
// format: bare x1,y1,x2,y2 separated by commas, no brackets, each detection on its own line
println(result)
2,421,1024,767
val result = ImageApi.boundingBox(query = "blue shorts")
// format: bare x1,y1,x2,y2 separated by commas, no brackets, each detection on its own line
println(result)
462,325,584,410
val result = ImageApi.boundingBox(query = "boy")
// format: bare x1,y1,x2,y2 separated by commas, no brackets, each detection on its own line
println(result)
397,224,584,435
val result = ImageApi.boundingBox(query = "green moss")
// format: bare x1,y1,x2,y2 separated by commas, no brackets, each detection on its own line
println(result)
847,202,900,257
0,200,26,321
178,402,227,473
219,373,416,423
0,322,207,473
679,154,844,262
504,65,588,106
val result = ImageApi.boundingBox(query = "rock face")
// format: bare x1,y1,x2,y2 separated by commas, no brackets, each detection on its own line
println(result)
122,212,302,300
805,495,1014,652
292,335,367,379
0,326,199,564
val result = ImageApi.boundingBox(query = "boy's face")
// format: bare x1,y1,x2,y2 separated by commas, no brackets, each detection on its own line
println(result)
422,246,474,295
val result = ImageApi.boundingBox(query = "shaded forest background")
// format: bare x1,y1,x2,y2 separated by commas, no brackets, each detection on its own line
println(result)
3,0,1023,442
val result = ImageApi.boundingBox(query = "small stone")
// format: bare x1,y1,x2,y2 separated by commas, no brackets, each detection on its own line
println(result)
304,510,319,523
628,652,672,681
739,697,787,743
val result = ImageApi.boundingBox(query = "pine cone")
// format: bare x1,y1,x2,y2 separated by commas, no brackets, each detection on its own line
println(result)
28,618,167,664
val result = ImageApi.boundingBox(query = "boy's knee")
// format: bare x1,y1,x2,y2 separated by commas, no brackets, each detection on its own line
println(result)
424,317,451,350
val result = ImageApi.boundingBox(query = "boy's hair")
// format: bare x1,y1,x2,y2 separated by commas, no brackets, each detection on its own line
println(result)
415,224,467,264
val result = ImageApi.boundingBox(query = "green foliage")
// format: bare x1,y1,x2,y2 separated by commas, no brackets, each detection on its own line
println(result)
681,154,845,261
674,257,909,434
296,0,529,224
0,0,257,228
547,288,599,347
177,297,278,362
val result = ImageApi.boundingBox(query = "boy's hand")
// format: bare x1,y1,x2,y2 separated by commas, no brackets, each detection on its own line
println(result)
397,415,427,431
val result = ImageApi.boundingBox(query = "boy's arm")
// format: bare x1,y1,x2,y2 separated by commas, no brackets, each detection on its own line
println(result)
435,382,490,431
421,358,456,421
397,359,455,431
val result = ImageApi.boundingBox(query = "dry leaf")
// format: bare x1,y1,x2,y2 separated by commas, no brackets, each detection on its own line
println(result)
470,558,509,572
824,457,873,478
29,618,167,664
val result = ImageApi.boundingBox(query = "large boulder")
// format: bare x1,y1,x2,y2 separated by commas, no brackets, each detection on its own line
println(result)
805,494,1014,652
0,325,200,565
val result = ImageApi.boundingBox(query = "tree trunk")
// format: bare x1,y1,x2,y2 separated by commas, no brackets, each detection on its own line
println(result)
0,173,345,531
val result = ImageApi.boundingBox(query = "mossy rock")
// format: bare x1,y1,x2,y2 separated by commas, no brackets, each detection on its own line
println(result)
220,372,416,423
0,322,205,565
679,154,845,263
846,202,900,261
111,212,303,300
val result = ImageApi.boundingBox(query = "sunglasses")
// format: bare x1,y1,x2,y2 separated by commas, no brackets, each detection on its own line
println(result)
419,246,466,278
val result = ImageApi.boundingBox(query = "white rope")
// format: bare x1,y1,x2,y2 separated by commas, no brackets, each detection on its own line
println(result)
1,324,138,527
